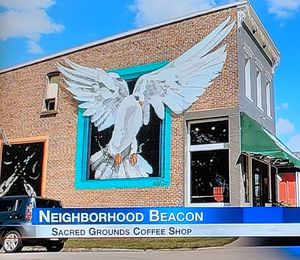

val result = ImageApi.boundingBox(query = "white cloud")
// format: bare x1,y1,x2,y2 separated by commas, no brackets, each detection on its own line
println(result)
0,0,64,53
267,0,300,18
28,39,43,54
276,117,295,135
276,102,289,110
130,0,217,27
287,134,300,152
0,0,53,10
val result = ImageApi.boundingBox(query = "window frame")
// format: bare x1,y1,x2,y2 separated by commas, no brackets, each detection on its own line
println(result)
243,44,253,102
186,118,230,207
266,80,272,118
255,59,263,111
41,72,60,115
74,61,172,189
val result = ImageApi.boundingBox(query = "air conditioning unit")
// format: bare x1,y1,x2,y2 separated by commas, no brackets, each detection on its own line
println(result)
46,83,58,99
42,83,58,113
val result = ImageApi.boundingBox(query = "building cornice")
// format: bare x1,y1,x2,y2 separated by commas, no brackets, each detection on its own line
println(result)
237,4,280,70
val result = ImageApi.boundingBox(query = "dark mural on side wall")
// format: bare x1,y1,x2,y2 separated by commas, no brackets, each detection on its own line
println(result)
0,143,44,197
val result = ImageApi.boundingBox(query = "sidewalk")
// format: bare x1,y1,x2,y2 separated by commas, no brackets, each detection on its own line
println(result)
227,237,300,247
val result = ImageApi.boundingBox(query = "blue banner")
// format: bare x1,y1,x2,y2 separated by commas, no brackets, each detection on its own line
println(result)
32,207,300,225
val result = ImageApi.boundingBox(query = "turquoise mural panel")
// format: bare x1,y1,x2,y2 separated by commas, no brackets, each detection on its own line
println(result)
75,61,171,189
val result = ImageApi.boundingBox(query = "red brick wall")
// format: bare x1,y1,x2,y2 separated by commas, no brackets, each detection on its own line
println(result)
0,7,239,207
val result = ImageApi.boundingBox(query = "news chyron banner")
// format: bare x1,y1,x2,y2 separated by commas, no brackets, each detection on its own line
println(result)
32,207,300,238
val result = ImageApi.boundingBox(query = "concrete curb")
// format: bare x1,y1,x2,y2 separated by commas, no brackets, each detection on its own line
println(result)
0,246,226,253
62,246,225,252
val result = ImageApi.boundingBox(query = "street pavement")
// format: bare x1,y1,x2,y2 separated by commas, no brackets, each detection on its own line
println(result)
1,238,300,260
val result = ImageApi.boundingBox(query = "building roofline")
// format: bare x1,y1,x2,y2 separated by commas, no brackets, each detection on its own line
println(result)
248,5,280,57
237,3,280,66
0,0,247,74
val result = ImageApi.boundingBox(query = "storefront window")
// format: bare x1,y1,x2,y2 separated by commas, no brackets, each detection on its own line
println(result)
188,119,229,204
190,120,228,145
191,150,229,203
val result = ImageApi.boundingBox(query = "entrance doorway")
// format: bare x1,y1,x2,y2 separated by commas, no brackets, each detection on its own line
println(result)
252,159,269,206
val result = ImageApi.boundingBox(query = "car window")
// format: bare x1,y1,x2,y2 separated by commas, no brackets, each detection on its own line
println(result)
35,199,61,208
0,199,20,212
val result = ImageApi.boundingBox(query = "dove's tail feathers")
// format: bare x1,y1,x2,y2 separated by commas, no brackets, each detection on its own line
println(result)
90,149,103,171
90,148,153,179
136,154,153,174
90,148,115,179
122,154,153,178
94,163,113,179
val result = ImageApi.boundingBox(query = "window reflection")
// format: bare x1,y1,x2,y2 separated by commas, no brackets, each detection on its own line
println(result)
190,120,228,145
191,150,229,203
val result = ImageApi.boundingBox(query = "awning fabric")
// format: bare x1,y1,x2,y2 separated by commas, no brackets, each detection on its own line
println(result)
241,113,300,168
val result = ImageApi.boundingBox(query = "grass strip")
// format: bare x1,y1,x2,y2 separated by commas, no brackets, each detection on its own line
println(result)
65,237,236,250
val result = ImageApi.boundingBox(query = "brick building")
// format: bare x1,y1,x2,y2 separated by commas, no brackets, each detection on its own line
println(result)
0,1,299,207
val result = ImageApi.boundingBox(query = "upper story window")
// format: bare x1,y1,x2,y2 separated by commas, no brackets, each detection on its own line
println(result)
41,72,59,115
266,80,272,118
243,44,253,101
256,70,262,109
245,56,252,100
255,59,263,110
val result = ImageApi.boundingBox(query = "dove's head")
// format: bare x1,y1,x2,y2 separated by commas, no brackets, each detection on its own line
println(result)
134,94,144,107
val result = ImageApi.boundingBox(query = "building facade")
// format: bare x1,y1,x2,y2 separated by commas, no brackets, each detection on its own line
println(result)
0,1,299,207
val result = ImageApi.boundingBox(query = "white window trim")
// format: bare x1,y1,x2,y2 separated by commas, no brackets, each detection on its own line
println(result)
256,66,263,111
265,71,272,82
243,44,254,58
189,143,228,152
185,119,229,207
244,56,252,102
42,73,59,113
266,81,272,118
255,58,263,71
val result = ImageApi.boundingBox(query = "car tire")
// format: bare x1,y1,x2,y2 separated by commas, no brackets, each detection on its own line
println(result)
2,230,23,253
46,242,64,252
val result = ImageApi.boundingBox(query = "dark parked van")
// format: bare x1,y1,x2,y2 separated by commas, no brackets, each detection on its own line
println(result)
0,196,65,253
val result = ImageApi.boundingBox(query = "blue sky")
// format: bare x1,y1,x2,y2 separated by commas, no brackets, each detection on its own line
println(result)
0,0,299,151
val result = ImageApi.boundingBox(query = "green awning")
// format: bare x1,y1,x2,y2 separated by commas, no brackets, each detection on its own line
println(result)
241,113,300,168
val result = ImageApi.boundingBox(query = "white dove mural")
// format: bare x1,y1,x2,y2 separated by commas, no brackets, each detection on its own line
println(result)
58,17,234,180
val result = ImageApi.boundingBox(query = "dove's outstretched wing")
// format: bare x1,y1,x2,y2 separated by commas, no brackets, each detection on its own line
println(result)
133,17,234,125
58,59,129,132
